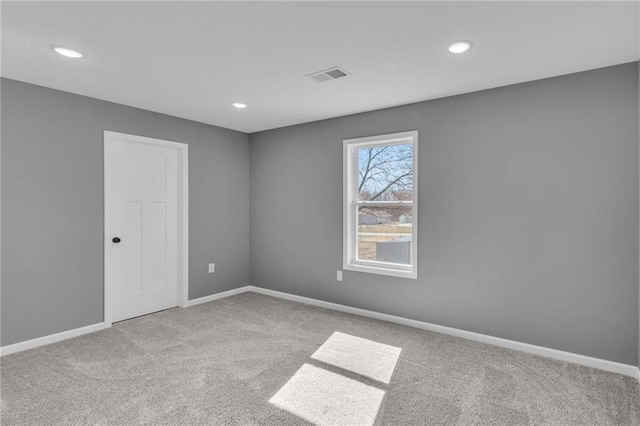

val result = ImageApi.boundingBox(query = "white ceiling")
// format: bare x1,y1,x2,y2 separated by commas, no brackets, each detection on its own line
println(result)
2,1,638,133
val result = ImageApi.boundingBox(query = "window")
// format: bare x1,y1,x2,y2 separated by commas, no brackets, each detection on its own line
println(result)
343,130,418,279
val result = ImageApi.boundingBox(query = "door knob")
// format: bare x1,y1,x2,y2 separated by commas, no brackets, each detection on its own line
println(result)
112,237,121,243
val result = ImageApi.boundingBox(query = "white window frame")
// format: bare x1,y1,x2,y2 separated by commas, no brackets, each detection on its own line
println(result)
343,130,418,279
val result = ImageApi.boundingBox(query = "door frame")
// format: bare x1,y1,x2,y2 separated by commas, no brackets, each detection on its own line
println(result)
103,130,189,327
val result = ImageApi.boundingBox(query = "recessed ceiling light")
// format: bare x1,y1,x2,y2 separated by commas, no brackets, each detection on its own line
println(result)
232,102,247,109
448,41,472,54
52,46,83,58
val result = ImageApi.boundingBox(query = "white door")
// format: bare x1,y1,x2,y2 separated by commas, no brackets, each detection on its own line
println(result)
105,132,185,324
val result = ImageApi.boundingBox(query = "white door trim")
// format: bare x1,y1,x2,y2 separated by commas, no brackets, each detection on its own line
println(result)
103,130,189,327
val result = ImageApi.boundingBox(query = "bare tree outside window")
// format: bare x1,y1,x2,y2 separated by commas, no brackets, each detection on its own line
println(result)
358,143,413,202
356,143,413,263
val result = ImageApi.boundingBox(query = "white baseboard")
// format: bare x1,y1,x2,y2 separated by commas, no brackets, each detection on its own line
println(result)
0,287,252,357
0,323,106,357
2,285,638,382
247,285,639,380
183,286,252,308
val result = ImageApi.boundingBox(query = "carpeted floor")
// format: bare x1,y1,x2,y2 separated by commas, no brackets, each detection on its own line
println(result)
1,292,639,425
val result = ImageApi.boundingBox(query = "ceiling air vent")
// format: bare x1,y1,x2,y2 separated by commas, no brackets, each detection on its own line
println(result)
307,66,350,83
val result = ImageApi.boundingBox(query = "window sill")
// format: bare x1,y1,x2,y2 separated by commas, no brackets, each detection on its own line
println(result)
343,263,417,279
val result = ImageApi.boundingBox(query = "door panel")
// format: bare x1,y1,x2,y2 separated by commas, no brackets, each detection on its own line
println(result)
146,202,168,291
122,201,142,295
105,134,181,323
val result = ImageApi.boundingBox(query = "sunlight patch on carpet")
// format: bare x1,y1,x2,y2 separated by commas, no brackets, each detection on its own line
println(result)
311,331,402,384
269,363,385,426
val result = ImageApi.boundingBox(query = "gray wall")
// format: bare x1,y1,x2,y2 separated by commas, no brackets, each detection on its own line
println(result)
3,63,638,365
1,78,250,346
250,62,639,365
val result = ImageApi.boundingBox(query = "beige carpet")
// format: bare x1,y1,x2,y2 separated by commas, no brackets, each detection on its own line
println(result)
1,292,639,425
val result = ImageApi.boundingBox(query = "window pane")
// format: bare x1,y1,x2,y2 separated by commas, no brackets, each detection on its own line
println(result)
357,143,413,201
357,206,412,264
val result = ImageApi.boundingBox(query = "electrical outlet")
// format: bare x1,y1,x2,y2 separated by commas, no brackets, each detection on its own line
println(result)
337,270,343,282
208,263,215,273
